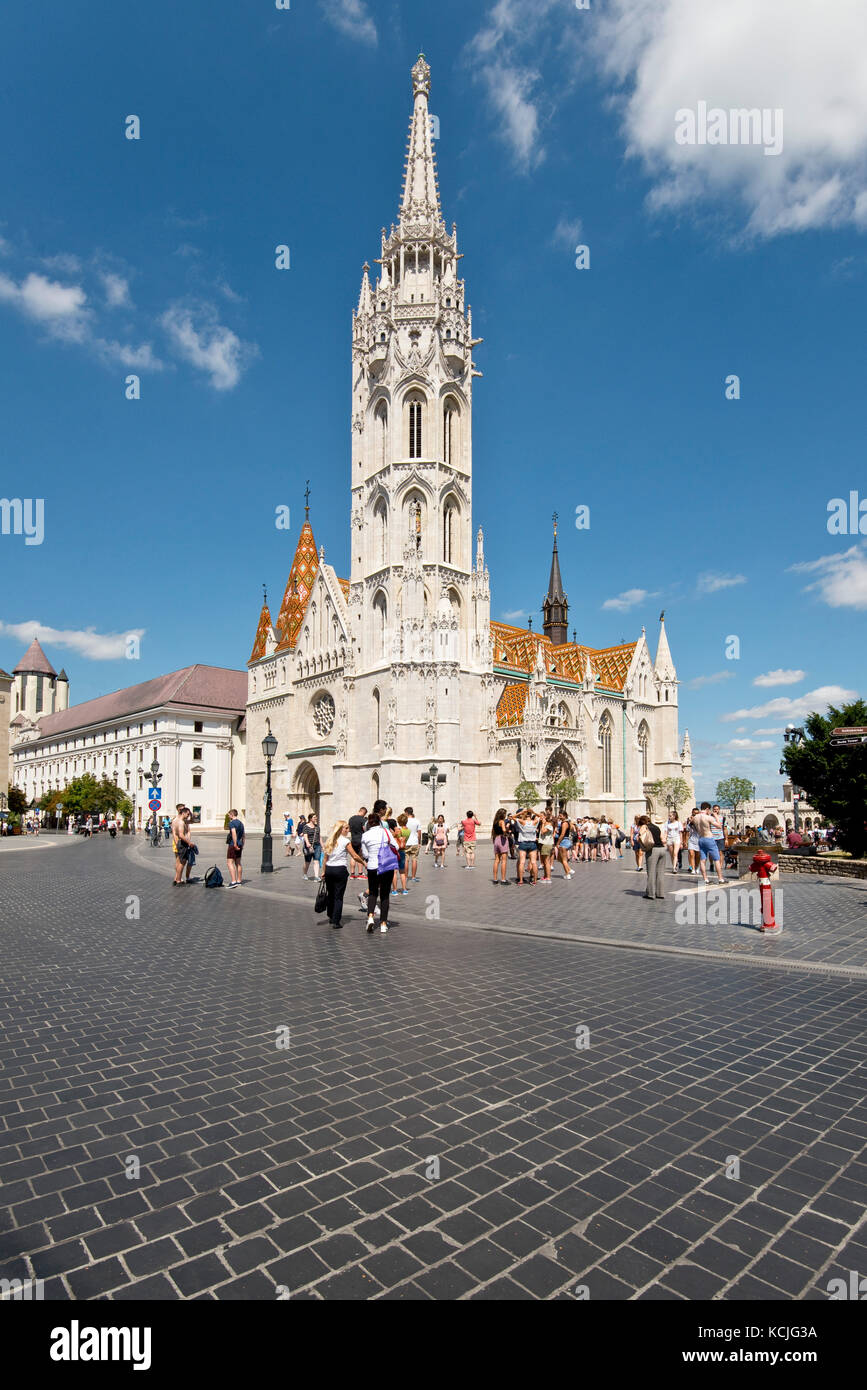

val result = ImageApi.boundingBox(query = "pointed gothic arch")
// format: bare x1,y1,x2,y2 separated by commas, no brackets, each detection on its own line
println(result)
442,492,461,565
293,761,320,819
372,589,388,660
442,394,461,469
372,496,388,567
545,745,577,793
637,719,650,779
374,399,389,470
404,388,427,459
598,711,614,794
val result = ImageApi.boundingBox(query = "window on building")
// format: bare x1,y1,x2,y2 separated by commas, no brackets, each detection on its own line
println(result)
443,501,456,564
194,721,203,734
193,747,203,760
191,806,202,823
409,399,423,459
373,688,381,745
600,715,613,794
192,774,202,788
638,722,649,779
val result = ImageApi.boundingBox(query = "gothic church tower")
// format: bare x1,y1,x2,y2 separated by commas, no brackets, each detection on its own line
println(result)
337,55,497,815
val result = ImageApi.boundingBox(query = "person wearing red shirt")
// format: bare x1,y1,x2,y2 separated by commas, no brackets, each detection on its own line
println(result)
461,811,480,868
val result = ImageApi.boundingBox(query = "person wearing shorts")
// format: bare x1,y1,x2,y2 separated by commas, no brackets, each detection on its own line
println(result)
711,805,726,866
461,811,480,868
686,811,700,874
556,819,574,878
694,804,725,885
226,809,245,886
516,810,539,884
403,807,421,881
538,814,555,881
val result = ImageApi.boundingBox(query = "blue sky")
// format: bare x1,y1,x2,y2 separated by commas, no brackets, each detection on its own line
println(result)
1,0,864,798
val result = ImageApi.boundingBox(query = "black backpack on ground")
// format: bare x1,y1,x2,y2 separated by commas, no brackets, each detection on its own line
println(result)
204,865,224,888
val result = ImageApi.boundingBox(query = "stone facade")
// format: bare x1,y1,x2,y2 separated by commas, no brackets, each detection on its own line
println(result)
245,58,693,832
11,659,246,828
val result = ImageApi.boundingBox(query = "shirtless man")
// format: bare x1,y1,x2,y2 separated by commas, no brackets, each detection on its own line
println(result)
694,802,725,886
171,804,190,885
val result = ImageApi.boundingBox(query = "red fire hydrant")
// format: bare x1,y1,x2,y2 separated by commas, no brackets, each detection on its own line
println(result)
749,850,780,934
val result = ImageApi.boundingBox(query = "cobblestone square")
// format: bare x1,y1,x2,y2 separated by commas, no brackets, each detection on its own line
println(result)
1,835,865,1302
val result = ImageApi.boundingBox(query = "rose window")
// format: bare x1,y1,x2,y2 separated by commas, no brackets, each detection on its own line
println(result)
312,692,335,737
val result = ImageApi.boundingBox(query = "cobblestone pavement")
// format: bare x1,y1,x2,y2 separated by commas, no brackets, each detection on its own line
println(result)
157,833,867,975
1,837,865,1301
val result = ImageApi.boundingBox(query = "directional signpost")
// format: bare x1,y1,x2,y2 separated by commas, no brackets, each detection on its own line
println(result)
831,726,867,747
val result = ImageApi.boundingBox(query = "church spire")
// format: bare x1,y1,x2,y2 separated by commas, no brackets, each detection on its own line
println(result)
542,512,569,646
654,610,676,681
399,55,443,229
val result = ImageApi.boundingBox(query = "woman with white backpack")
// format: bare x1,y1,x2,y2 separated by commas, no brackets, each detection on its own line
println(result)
361,811,399,934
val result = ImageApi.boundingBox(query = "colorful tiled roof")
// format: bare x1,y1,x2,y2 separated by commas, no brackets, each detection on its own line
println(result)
248,601,273,665
274,521,319,652
490,621,636,694
337,577,350,601
496,683,529,728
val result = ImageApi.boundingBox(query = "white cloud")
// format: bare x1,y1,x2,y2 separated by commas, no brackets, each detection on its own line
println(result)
754,727,784,735
592,0,867,238
551,216,583,250
95,338,162,370
501,609,528,623
0,270,89,341
753,669,805,687
101,271,131,307
721,685,858,723
41,253,82,274
789,546,867,610
685,671,736,691
698,572,747,593
321,0,377,46
602,588,649,612
161,302,258,390
0,620,145,661
465,0,563,171
727,739,775,749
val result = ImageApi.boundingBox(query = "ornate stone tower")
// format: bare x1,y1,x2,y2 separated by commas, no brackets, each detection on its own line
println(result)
542,514,569,647
336,55,497,817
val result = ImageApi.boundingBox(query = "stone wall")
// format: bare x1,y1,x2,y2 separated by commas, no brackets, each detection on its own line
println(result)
779,855,867,880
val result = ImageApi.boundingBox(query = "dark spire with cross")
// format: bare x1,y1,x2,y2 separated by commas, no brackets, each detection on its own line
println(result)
263,582,268,609
542,512,568,646
304,480,311,521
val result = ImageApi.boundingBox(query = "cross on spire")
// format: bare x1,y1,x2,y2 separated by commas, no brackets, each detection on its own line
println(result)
263,582,268,607
304,481,311,520
552,511,558,539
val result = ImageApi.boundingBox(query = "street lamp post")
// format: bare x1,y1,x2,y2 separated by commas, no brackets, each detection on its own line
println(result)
420,762,447,829
261,732,278,874
782,726,805,831
146,757,162,845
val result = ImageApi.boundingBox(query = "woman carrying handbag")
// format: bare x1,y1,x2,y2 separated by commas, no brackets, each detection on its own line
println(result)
361,812,399,934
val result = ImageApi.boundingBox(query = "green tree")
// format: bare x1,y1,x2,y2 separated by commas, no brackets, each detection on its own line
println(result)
514,779,539,807
7,786,28,816
782,699,867,858
646,777,692,817
715,777,755,828
40,775,132,820
549,775,582,810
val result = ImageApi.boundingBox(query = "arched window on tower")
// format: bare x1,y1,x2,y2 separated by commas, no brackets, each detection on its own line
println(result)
442,498,458,565
373,591,388,660
637,720,649,779
408,395,424,459
443,398,459,468
375,401,388,470
373,497,388,568
373,687,381,745
599,713,613,795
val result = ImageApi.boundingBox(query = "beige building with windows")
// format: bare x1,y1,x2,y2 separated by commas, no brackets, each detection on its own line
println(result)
244,57,694,831
10,645,246,828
